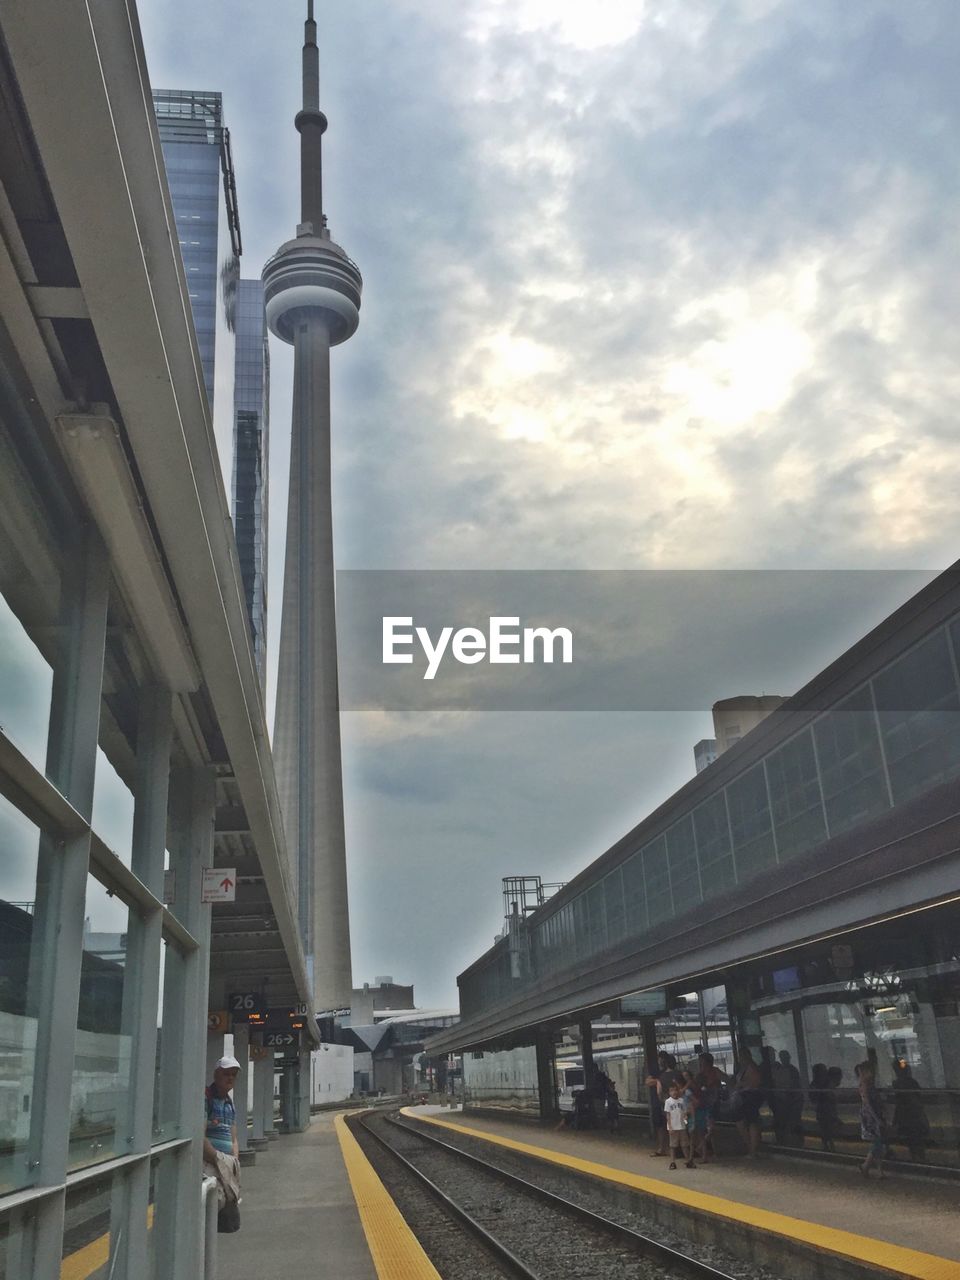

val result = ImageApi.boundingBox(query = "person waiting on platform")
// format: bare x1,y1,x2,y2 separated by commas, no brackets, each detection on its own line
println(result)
731,1048,763,1157
760,1045,780,1138
810,1063,839,1152
696,1052,724,1162
891,1059,929,1163
773,1050,804,1145
663,1079,695,1169
571,1086,594,1130
695,1053,723,1159
856,1060,886,1179
682,1070,705,1161
606,1082,621,1133
204,1055,242,1232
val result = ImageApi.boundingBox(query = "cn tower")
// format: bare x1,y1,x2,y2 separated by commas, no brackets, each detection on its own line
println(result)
263,0,360,1010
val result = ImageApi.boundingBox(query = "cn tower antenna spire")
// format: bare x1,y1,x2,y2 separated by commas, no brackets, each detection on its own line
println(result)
297,0,326,232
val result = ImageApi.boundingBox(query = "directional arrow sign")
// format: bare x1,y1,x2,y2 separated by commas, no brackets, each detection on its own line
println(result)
265,1032,296,1048
202,867,236,903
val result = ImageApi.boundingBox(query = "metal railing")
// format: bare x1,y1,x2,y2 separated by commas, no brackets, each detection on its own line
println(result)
202,1176,219,1280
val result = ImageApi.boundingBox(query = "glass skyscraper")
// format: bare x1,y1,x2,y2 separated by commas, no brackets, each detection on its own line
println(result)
154,90,268,687
233,279,270,687
153,88,241,411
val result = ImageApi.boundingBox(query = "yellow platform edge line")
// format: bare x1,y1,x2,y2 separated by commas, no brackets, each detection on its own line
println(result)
60,1232,110,1280
335,1111,443,1280
407,1110,960,1280
59,1202,155,1280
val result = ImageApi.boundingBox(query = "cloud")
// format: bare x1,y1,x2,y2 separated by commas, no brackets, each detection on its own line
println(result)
135,0,960,1002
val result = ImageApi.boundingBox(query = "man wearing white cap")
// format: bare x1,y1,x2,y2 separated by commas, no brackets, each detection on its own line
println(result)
203,1056,242,1230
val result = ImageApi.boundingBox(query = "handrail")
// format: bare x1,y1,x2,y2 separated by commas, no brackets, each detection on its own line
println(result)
202,1175,219,1279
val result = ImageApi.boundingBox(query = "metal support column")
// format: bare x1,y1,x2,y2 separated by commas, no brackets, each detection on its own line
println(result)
697,990,710,1053
260,1048,278,1139
232,1023,253,1160
726,982,761,1064
578,1017,595,1086
154,765,216,1280
298,1041,312,1131
21,528,109,1280
535,1030,558,1120
205,1033,222,1083
110,687,173,1279
280,1061,297,1131
250,1035,267,1149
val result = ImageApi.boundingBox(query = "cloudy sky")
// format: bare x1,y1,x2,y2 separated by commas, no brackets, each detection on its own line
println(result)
136,0,960,1006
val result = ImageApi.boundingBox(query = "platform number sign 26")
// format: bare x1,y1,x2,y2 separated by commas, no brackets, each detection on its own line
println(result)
229,993,262,1017
265,1031,296,1048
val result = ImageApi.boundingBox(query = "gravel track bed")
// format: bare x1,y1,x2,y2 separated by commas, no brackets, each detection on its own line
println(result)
351,1114,512,1280
393,1115,778,1280
362,1112,729,1280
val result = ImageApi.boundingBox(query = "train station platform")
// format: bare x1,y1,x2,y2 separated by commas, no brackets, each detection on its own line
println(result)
217,1113,378,1280
408,1106,960,1278
216,1110,448,1280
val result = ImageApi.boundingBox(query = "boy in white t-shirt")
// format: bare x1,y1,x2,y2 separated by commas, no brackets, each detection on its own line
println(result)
663,1079,695,1169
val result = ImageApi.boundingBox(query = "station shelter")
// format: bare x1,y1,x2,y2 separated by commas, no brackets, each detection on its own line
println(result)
428,566,960,1169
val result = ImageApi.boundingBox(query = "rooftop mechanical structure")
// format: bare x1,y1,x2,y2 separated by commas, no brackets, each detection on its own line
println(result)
263,1,360,1010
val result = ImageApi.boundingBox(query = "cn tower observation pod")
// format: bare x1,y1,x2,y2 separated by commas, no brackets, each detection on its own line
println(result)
262,233,362,347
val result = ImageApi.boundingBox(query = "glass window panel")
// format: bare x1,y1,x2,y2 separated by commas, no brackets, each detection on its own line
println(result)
766,729,827,860
572,894,588,961
0,796,42,1194
91,749,135,868
813,685,890,836
693,791,735,898
666,814,701,912
585,882,605,955
154,937,184,1143
726,764,776,881
621,852,647,933
70,876,132,1171
873,630,960,806
0,593,53,773
0,1204,33,1276
561,903,574,956
602,868,625,945
642,834,673,926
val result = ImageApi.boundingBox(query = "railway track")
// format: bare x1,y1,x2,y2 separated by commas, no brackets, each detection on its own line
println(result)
354,1110,745,1280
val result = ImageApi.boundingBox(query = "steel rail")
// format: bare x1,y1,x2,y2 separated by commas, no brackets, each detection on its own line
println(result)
382,1112,738,1280
355,1112,540,1279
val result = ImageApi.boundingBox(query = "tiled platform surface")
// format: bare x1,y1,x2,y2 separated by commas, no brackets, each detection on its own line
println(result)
217,1114,378,1280
413,1105,960,1271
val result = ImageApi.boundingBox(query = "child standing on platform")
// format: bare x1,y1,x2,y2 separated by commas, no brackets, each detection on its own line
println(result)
664,1079,695,1169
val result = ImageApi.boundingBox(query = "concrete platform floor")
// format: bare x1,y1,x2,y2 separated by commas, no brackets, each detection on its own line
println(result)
217,1114,377,1280
415,1106,960,1265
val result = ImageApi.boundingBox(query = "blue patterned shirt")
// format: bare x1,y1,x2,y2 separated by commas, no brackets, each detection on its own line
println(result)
205,1085,236,1154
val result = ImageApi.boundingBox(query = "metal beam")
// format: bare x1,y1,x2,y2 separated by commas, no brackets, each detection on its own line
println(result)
0,729,88,837
25,528,108,1280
